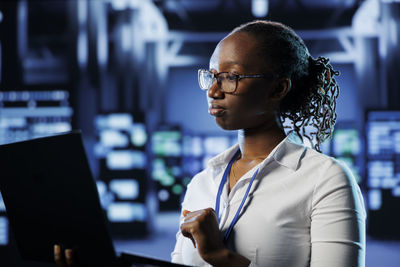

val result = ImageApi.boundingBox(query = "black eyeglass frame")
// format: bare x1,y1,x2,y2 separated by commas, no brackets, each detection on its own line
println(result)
198,69,275,93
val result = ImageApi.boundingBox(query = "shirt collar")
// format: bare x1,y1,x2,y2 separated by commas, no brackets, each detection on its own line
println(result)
271,133,306,171
207,132,306,176
207,143,240,171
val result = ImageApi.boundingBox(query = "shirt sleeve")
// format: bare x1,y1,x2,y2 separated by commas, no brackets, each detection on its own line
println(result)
171,177,193,265
171,215,185,264
249,261,261,267
171,190,188,265
310,160,366,267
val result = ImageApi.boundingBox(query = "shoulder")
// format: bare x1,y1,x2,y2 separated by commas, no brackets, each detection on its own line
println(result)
283,142,364,207
181,167,220,212
299,147,365,214
276,135,350,180
185,168,211,193
297,145,353,182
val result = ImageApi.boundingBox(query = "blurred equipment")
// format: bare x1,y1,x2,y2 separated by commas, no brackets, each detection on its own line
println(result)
95,113,149,238
0,90,72,145
331,121,363,183
0,90,72,255
151,125,184,211
380,0,400,109
151,128,237,211
366,110,400,239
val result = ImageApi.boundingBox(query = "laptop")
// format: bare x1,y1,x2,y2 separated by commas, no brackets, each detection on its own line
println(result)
0,131,185,267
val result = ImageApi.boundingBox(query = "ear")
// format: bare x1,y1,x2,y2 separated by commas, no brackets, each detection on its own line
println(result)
270,77,291,101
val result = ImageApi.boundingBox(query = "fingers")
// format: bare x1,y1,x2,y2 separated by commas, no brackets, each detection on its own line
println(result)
65,249,75,266
54,244,76,267
181,209,197,248
180,208,216,248
180,208,225,261
182,209,206,223
54,244,65,267
182,209,190,217
181,229,197,248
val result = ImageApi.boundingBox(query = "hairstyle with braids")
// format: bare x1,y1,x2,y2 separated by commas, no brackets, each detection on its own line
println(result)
231,20,340,152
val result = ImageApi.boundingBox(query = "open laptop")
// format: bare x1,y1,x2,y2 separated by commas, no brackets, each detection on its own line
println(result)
0,131,185,267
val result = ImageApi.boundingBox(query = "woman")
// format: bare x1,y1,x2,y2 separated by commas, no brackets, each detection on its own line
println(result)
172,20,365,267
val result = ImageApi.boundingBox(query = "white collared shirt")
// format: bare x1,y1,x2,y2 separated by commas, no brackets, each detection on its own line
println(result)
172,134,366,267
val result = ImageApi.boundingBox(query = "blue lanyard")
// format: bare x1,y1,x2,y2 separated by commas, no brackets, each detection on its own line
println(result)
215,149,260,242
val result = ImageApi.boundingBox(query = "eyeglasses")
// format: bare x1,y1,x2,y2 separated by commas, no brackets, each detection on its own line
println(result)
198,69,274,93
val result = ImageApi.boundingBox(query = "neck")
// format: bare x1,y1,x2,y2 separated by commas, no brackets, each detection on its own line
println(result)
237,122,286,161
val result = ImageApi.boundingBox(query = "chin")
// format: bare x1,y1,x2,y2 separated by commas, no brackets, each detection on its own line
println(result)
215,117,241,131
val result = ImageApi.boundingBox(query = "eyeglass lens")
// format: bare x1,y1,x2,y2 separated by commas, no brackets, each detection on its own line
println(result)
199,70,236,93
199,70,213,90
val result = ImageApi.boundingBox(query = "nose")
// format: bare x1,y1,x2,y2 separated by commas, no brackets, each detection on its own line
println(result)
207,80,224,99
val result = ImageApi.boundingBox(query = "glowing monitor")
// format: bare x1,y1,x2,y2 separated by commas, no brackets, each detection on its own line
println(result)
106,150,147,170
109,179,139,200
182,135,203,157
152,158,177,187
332,129,361,156
94,112,148,237
107,203,146,222
152,130,182,157
330,122,362,183
366,110,400,238
366,111,400,156
100,130,129,147
203,136,231,156
95,113,133,130
0,90,72,145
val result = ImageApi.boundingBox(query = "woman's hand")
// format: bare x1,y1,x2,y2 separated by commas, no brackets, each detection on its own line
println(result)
180,208,224,260
54,244,77,267
180,208,250,267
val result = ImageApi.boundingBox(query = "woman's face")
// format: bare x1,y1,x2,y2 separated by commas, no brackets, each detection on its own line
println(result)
207,32,280,131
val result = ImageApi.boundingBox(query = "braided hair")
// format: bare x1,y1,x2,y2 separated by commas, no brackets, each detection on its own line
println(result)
232,20,340,152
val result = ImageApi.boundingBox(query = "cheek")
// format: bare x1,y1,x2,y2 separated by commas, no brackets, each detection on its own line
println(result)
206,94,212,107
235,92,271,118
216,99,269,130
235,93,278,124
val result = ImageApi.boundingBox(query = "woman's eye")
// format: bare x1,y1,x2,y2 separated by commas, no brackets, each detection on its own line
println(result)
227,74,237,81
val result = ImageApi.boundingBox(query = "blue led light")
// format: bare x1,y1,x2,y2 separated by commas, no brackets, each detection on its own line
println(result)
130,123,147,147
107,202,146,222
0,217,8,245
0,193,5,212
106,150,147,170
368,189,382,210
110,179,139,200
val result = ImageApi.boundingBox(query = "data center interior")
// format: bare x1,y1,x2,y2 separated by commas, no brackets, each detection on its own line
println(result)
0,0,400,266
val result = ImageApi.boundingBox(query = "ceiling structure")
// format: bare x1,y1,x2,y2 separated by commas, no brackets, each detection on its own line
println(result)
154,0,362,31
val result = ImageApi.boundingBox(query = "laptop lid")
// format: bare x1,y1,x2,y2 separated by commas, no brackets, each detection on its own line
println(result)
0,131,117,266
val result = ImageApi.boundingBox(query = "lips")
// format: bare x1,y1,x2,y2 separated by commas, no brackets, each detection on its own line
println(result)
209,102,226,116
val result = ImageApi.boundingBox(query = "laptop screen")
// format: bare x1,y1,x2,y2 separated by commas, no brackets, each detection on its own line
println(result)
0,131,117,265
